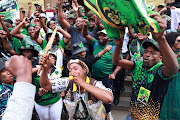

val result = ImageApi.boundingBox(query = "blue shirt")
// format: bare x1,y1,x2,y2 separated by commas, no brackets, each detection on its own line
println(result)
0,82,13,119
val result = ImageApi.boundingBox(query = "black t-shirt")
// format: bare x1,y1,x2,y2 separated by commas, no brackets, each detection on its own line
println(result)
130,61,174,119
69,25,89,54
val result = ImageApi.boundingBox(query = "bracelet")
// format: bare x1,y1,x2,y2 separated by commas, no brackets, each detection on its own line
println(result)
94,54,100,59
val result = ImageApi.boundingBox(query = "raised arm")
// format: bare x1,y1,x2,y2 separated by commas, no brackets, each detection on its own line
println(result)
3,56,35,120
0,30,18,56
19,7,24,21
82,19,94,43
33,26,43,45
27,2,32,18
149,14,179,77
72,0,79,19
35,12,49,33
58,0,70,31
0,15,13,41
112,38,134,70
10,18,28,40
57,27,71,44
96,16,104,30
39,55,52,91
57,27,71,38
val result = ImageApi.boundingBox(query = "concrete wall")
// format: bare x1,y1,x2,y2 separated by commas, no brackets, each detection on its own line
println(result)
165,0,175,3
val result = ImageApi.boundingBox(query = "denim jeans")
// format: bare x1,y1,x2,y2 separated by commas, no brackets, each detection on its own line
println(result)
125,113,132,120
113,66,126,98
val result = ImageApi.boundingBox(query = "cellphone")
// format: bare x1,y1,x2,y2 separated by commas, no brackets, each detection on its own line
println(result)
26,18,29,22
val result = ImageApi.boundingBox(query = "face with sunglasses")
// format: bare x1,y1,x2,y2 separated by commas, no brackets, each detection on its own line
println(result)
172,36,180,51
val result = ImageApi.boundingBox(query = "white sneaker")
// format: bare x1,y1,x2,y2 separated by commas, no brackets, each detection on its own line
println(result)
107,111,113,120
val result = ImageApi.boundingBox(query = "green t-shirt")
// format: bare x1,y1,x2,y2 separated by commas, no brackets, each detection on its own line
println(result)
174,50,180,69
41,39,66,50
8,28,27,54
34,77,61,106
22,35,44,52
90,38,114,77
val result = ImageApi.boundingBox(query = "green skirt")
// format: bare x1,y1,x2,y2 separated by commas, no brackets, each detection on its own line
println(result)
160,70,180,120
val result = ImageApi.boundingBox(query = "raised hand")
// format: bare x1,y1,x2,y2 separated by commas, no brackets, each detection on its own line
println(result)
82,19,88,26
34,11,41,18
15,18,21,25
39,54,48,68
35,26,41,32
19,7,24,12
113,38,123,46
51,24,58,30
39,54,54,69
5,55,32,83
28,2,32,8
22,17,30,24
0,15,5,22
72,2,78,12
57,0,63,5
149,13,167,40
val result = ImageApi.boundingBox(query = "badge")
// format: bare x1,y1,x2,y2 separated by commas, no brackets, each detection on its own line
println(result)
137,86,151,105
133,52,140,61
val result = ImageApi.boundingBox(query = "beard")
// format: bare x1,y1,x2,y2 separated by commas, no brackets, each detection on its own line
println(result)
99,39,108,46
143,58,157,69
142,63,151,69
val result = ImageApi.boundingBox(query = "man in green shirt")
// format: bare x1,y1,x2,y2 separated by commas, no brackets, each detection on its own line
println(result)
113,14,179,120
83,20,121,120
10,18,45,52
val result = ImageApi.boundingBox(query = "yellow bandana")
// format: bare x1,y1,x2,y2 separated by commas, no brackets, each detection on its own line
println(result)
72,76,90,92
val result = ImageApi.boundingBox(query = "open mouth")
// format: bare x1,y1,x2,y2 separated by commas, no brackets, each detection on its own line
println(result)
143,58,149,62
76,24,80,27
9,75,14,79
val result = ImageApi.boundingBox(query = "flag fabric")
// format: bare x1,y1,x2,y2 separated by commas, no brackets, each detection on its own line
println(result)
84,0,161,39
0,0,19,24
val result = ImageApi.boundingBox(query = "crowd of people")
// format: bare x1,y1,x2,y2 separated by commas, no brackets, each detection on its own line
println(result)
0,0,180,120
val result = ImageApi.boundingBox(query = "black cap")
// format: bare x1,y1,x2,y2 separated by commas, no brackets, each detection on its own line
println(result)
18,45,39,57
0,58,5,71
72,41,87,55
4,19,13,25
142,39,160,51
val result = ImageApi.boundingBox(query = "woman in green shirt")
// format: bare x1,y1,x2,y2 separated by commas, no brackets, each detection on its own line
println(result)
35,52,63,120
160,32,180,120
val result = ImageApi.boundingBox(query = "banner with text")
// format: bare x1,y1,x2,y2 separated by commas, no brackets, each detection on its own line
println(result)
0,0,19,23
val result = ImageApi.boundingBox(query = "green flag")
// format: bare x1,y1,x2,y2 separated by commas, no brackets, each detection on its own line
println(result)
0,0,19,24
84,0,161,39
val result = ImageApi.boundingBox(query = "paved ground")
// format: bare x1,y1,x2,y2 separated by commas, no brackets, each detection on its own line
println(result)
112,110,128,120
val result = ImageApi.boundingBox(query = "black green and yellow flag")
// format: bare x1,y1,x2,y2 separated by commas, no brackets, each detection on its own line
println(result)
84,0,161,39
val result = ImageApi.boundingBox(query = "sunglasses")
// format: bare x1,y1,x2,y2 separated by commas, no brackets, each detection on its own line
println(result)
176,40,180,43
